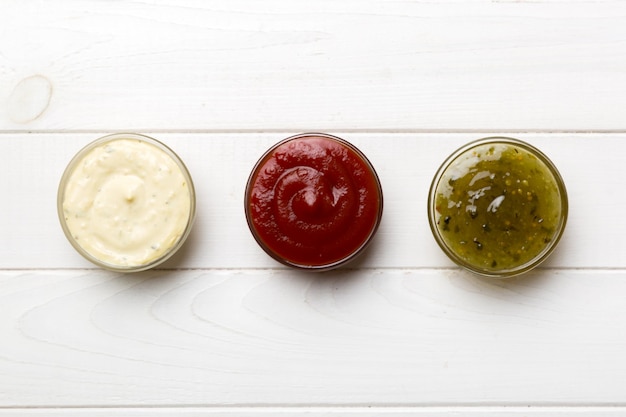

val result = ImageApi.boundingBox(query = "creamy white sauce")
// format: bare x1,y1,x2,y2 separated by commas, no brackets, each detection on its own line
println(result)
62,138,192,268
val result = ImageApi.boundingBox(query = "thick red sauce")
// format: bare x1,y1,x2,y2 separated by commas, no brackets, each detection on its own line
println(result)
245,134,383,269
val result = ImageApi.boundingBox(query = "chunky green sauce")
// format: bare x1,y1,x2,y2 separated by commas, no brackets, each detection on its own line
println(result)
433,142,564,273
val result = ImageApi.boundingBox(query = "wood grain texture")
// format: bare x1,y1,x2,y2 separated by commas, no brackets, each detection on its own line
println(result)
2,0,626,415
1,0,626,131
1,269,626,408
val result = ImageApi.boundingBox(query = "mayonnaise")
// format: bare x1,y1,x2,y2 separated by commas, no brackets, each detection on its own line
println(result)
59,134,195,270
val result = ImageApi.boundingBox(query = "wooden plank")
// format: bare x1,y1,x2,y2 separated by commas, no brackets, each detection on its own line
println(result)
0,132,620,269
1,269,625,407
3,406,626,416
2,1,626,131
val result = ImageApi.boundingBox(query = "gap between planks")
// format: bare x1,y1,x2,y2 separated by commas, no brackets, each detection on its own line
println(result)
3,405,626,415
2,129,626,135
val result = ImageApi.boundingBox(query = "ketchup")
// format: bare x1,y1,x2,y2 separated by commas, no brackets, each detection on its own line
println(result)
245,133,383,270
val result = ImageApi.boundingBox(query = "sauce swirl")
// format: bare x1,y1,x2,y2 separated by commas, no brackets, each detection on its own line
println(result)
245,133,383,269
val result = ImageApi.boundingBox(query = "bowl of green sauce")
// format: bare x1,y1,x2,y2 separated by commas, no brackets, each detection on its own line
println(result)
428,137,568,277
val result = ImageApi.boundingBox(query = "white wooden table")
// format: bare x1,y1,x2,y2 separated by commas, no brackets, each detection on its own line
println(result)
2,1,626,415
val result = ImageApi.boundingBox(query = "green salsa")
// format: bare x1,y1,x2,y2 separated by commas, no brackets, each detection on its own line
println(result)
431,140,566,275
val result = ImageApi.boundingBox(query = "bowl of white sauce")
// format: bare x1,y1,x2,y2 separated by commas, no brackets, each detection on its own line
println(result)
58,133,196,272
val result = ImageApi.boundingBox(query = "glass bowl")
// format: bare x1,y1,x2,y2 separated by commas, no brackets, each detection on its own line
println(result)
245,133,384,271
58,133,196,272
428,137,568,277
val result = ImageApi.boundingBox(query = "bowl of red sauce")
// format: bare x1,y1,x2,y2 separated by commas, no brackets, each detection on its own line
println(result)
245,133,384,270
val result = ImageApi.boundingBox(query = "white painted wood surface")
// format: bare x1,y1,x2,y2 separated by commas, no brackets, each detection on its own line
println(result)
2,1,626,416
